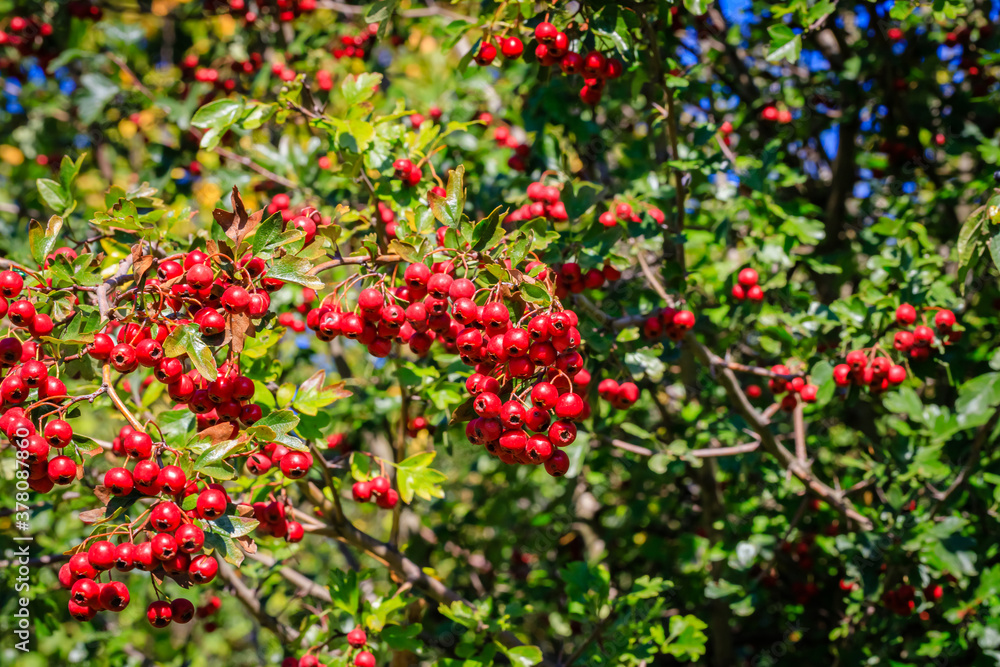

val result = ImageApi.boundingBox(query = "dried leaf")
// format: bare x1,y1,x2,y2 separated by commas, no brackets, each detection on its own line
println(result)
197,422,239,446
79,507,107,524
213,186,261,247
229,311,254,357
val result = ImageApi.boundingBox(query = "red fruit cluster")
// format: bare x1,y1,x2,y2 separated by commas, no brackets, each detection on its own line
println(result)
833,351,906,392
892,303,960,361
551,262,621,297
460,306,591,476
882,584,916,615
488,124,531,172
731,267,764,302
392,158,423,187
505,180,568,223
284,625,373,667
351,474,399,509
768,365,819,411
474,22,625,105
0,269,54,338
640,307,696,342
0,14,56,54
331,24,378,60
251,495,306,541
597,202,664,228
58,494,216,625
597,379,639,409
761,106,793,123
182,52,263,91
244,441,314,482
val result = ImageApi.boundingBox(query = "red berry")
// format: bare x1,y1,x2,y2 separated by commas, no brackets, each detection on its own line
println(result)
147,600,173,627
895,303,917,325
196,489,228,520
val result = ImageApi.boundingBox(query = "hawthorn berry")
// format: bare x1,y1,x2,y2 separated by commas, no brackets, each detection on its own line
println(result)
170,598,196,623
147,600,173,628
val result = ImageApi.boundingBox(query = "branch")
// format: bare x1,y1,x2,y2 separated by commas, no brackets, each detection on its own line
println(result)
308,254,402,276
929,409,1000,512
686,334,874,531
102,365,144,432
214,555,300,643
96,256,133,320
298,484,553,666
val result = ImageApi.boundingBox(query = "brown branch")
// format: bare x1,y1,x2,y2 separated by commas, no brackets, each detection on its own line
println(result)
929,409,1000,512
308,254,402,276
297,483,552,665
96,256,133,320
215,555,300,643
689,439,761,459
686,333,874,531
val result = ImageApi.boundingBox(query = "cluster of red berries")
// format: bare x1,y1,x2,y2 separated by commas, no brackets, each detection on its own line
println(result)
0,15,55,50
351,472,399,509
331,24,378,60
267,195,332,244
207,0,317,23
250,495,306,541
731,267,764,302
892,303,960,361
597,202,664,228
551,262,621,297
181,52,263,90
245,441,314,482
391,158,425,187
460,304,595,476
474,22,625,105
768,366,819,411
640,307,696,342
597,379,640,409
761,106,794,123
833,351,906,392
57,491,219,624
285,625,375,667
504,180,568,223
0,270,55,337
489,124,531,172
304,261,466,358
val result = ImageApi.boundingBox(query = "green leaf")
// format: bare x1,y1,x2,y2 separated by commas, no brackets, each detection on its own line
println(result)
191,98,244,149
365,0,400,23
350,451,371,482
428,165,465,227
204,532,244,566
191,98,244,130
393,451,447,504
193,439,249,472
497,644,543,667
59,153,86,193
28,215,64,265
37,179,72,215
519,282,551,306
163,323,218,381
883,386,924,423
292,369,351,416
471,206,505,252
246,409,300,441
341,72,383,107
663,615,709,660
956,373,1000,428
211,514,259,538
159,410,196,450
766,25,802,63
382,624,423,651
267,256,324,290
252,213,283,257
328,569,360,616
